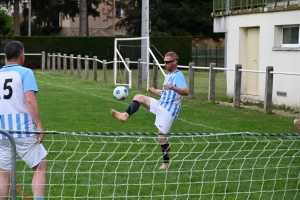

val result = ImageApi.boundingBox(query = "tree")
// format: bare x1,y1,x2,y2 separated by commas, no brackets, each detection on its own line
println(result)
29,0,102,36
115,0,142,36
116,0,224,40
1,0,116,37
79,0,87,36
0,9,13,36
13,0,20,35
0,0,21,36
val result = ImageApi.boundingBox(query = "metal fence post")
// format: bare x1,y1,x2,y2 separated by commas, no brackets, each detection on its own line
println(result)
0,130,17,200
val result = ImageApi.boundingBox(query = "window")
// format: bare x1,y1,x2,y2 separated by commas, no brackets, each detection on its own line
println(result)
282,26,300,47
116,6,124,18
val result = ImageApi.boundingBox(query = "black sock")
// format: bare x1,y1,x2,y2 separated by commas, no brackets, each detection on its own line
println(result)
125,100,140,116
161,143,170,163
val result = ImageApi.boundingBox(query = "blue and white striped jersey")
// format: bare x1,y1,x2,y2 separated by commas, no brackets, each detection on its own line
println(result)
0,64,38,139
159,70,187,118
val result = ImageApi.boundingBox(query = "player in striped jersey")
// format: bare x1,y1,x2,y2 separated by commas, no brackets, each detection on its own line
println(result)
0,41,47,200
110,51,189,170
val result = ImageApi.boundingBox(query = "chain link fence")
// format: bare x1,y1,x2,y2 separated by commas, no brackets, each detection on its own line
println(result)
192,45,224,68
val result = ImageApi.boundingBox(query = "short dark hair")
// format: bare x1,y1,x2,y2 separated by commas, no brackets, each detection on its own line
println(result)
4,41,24,61
165,51,179,60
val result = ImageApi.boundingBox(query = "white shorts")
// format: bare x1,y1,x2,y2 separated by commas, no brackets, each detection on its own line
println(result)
149,97,175,134
0,136,47,170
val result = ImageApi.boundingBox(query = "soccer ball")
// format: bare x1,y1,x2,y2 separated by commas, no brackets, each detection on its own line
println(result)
113,86,129,101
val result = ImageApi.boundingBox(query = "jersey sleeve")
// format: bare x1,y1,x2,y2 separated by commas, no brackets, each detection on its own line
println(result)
175,72,187,88
23,69,38,94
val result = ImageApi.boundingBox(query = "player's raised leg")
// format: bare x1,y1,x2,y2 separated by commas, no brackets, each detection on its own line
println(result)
110,94,151,122
110,109,129,122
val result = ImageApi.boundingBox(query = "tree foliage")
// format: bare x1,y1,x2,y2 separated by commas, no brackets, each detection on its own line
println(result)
1,0,104,36
116,0,224,40
0,0,21,35
0,9,13,36
30,0,102,36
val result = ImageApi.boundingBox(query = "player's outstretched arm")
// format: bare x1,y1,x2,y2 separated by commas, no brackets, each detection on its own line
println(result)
148,87,162,96
163,84,189,96
172,87,189,96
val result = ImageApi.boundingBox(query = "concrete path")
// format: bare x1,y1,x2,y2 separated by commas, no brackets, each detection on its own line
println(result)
219,102,299,118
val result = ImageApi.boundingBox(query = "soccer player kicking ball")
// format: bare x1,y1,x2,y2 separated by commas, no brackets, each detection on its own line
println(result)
110,51,189,170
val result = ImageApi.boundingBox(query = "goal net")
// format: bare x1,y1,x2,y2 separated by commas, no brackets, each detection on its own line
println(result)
114,37,166,90
8,132,300,199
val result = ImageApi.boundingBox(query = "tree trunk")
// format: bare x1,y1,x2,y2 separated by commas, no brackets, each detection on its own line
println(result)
86,12,89,36
13,0,20,36
79,0,87,36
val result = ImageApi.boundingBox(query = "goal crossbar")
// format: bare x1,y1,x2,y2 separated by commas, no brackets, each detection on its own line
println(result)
114,37,165,89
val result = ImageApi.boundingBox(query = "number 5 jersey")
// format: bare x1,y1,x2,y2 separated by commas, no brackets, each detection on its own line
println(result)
0,64,38,139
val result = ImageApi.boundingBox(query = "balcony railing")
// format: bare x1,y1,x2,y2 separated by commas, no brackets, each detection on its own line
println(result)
213,0,300,16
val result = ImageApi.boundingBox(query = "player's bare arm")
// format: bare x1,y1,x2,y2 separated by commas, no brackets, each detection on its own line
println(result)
163,84,189,96
148,87,162,96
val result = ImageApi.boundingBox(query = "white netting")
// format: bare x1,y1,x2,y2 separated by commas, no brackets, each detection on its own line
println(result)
9,133,300,199
114,37,165,90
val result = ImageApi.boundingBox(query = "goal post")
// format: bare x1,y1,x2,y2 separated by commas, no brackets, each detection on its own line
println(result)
114,37,166,90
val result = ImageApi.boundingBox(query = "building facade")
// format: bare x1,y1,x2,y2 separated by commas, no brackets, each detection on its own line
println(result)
60,2,126,36
213,0,300,108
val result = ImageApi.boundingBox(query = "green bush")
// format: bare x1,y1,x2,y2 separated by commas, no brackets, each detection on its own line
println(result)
13,36,192,69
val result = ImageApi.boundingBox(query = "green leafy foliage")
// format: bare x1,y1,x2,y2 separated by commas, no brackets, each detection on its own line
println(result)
31,0,101,24
12,36,192,68
20,19,43,36
0,9,13,36
117,0,224,40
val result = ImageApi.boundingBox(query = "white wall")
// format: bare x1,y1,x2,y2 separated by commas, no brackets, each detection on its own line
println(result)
223,10,300,108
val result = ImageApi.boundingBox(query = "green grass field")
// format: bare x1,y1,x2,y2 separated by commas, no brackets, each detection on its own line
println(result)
14,69,299,199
